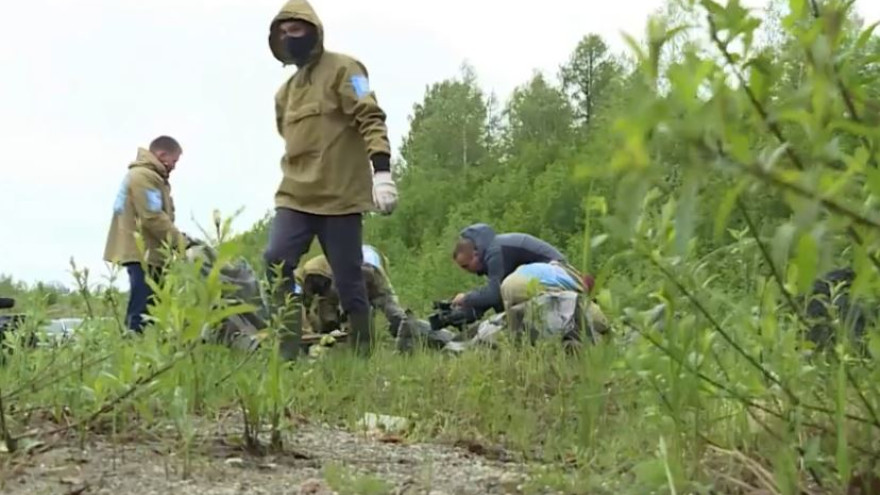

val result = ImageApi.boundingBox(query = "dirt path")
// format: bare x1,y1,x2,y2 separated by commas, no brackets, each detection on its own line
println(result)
0,420,539,495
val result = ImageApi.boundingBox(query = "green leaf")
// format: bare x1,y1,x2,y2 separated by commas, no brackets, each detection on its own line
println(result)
862,161,880,202
675,171,700,256
776,108,813,129
728,133,753,164
207,303,257,328
752,142,790,176
586,195,608,215
633,458,668,488
772,223,797,276
829,119,878,139
794,232,819,294
621,32,648,68
714,180,747,240
700,0,725,17
748,57,770,104
854,21,880,52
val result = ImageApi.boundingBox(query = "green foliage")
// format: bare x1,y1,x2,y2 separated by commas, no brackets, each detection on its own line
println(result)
560,34,626,127
3,1,880,492
504,72,576,151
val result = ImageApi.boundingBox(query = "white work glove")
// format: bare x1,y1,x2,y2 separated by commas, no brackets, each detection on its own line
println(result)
372,171,398,215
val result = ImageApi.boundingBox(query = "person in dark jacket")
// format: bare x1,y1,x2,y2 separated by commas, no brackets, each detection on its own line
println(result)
450,223,587,318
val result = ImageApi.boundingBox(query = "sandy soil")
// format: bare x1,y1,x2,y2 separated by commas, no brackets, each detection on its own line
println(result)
0,418,540,495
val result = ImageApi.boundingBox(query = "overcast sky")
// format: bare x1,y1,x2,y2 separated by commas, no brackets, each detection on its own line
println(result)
2,0,879,289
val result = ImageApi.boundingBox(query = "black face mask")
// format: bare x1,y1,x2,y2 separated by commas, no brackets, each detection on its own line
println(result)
283,31,317,65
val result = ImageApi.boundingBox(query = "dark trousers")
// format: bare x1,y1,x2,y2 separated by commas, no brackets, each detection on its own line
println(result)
124,262,163,333
263,207,369,314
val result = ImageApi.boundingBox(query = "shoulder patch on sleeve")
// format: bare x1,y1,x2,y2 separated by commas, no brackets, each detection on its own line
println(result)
361,245,382,269
350,74,370,99
145,188,163,212
112,176,130,214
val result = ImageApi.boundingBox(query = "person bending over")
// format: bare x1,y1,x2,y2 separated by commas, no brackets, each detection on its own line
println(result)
103,136,192,333
295,244,408,339
451,223,588,318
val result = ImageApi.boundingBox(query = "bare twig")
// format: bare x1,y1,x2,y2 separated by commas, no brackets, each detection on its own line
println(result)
647,252,799,402
806,0,878,169
631,312,877,461
736,198,810,329
707,444,781,494
212,347,262,389
844,227,880,274
718,148,880,232
845,366,880,432
705,14,805,171
705,3,880,267
720,146,880,272
646,248,880,429
13,343,198,442
2,353,111,402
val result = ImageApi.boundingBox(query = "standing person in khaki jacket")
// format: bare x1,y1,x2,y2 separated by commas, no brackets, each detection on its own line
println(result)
103,136,190,333
264,0,398,359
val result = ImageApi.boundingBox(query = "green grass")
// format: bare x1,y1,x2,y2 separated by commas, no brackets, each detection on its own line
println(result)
4,3,880,493
0,233,877,495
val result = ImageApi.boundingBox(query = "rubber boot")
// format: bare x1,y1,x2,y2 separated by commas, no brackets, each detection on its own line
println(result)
347,309,373,357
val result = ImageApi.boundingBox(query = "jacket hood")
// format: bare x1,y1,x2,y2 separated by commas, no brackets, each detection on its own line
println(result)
459,223,496,271
294,259,333,283
268,0,325,66
128,148,169,178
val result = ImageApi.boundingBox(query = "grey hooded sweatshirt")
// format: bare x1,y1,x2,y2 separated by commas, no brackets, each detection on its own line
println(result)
459,223,567,316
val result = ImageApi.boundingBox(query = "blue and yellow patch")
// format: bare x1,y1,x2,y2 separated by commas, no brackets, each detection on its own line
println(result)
112,176,130,214
145,189,163,212
350,74,370,99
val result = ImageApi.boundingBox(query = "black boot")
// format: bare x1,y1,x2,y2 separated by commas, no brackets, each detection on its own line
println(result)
347,309,373,357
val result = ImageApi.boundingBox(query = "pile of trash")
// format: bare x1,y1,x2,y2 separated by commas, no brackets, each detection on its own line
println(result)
396,290,611,354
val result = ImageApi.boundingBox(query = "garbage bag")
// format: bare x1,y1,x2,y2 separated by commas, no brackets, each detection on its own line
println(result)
186,243,266,351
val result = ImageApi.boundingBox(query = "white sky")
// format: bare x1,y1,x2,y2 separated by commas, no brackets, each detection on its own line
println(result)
1,0,879,288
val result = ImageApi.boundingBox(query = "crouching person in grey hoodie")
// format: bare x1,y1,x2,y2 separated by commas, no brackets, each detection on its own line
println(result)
449,223,608,341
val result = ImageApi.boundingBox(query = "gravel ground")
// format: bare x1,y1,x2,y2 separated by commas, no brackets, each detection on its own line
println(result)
0,418,540,495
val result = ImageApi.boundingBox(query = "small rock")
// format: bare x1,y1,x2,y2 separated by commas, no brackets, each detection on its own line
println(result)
298,478,332,495
257,462,278,471
358,413,408,434
224,457,245,468
500,472,524,490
